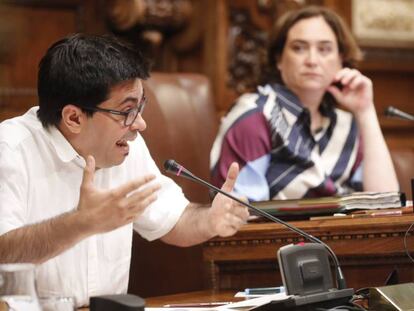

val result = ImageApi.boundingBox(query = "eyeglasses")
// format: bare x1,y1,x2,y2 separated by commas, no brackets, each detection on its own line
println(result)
79,92,147,127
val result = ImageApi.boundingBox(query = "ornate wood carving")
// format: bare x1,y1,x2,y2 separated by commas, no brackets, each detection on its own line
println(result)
226,0,320,94
107,0,192,29
206,229,412,248
106,0,146,31
106,0,193,49
227,8,267,93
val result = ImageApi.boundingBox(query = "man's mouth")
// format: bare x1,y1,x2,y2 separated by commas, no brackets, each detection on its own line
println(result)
116,139,128,147
115,132,137,155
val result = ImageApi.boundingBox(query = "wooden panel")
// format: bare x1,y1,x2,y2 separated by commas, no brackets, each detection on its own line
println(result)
203,215,414,290
366,71,414,120
129,234,205,298
0,0,106,121
0,6,75,119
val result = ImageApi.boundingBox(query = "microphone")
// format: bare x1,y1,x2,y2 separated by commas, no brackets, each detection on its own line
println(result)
164,159,348,290
385,106,414,121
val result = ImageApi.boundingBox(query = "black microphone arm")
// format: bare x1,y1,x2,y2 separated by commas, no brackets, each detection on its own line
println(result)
163,159,347,290
385,106,414,121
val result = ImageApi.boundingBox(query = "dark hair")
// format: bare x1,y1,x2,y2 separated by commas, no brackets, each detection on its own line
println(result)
37,33,150,127
262,5,363,84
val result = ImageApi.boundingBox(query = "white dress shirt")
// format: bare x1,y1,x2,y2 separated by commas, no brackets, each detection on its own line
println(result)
0,107,189,307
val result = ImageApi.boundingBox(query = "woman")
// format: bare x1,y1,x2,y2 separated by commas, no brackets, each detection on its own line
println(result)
210,6,398,201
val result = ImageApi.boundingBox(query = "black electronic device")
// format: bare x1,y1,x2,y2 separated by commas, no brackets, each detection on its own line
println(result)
275,243,354,310
90,294,145,311
278,243,334,295
164,159,354,310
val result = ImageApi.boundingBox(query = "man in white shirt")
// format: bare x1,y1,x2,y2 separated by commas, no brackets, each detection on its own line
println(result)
0,33,249,307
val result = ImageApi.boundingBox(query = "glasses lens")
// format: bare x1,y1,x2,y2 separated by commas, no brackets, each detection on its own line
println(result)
138,95,146,114
125,108,139,126
125,95,146,126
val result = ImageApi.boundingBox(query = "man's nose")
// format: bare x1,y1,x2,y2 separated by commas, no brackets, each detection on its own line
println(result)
130,113,146,131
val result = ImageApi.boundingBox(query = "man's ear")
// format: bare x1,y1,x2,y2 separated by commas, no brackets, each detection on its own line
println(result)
61,105,85,134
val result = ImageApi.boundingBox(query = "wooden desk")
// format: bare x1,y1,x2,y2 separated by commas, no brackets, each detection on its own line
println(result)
145,290,241,307
77,290,240,310
203,214,414,291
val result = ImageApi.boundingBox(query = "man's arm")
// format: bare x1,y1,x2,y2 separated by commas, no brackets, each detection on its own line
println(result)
161,162,250,247
0,155,160,264
0,211,91,264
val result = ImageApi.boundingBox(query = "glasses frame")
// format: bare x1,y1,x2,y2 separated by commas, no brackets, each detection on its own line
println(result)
78,92,147,127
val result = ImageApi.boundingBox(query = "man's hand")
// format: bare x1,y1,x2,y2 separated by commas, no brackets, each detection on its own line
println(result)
77,155,161,234
207,162,249,237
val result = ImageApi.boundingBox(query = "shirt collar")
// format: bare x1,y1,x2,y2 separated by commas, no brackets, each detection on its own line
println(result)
270,83,305,116
270,83,335,118
47,126,83,164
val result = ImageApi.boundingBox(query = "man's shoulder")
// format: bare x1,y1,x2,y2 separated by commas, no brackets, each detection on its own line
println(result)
0,107,44,150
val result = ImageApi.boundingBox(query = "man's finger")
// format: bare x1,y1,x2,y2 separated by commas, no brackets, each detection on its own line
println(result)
229,204,250,219
129,193,158,215
81,155,96,189
125,183,161,208
221,162,239,193
113,174,157,198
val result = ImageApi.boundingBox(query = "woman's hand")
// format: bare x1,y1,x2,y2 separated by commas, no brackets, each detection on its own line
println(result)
327,68,375,117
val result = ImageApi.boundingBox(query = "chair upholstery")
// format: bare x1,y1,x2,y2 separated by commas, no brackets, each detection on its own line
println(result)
129,72,217,297
142,72,218,203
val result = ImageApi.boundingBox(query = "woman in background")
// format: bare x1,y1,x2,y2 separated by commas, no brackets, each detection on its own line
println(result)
210,6,398,201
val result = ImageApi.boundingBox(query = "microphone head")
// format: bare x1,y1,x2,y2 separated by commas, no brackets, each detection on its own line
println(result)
384,106,414,121
164,159,178,173
384,106,395,116
163,159,195,180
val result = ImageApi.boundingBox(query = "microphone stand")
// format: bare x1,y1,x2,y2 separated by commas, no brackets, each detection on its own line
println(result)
164,160,347,290
385,106,414,121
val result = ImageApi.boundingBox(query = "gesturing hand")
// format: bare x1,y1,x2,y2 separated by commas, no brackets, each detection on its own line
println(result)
78,155,161,234
208,162,250,237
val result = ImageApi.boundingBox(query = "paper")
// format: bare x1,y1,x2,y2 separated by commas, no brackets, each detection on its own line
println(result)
215,293,290,310
145,293,291,311
146,308,215,311
251,191,403,217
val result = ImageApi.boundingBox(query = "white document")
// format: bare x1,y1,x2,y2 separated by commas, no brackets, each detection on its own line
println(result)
215,293,290,310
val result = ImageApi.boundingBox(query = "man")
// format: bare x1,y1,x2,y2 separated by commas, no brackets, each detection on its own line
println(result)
0,33,249,307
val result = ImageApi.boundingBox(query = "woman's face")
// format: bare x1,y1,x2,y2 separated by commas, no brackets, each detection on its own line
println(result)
277,16,343,95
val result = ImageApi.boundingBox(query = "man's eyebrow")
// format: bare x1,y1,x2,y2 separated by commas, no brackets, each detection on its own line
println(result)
116,97,138,108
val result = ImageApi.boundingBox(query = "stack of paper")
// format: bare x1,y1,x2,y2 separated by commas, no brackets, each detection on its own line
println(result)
251,191,403,217
339,191,403,210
